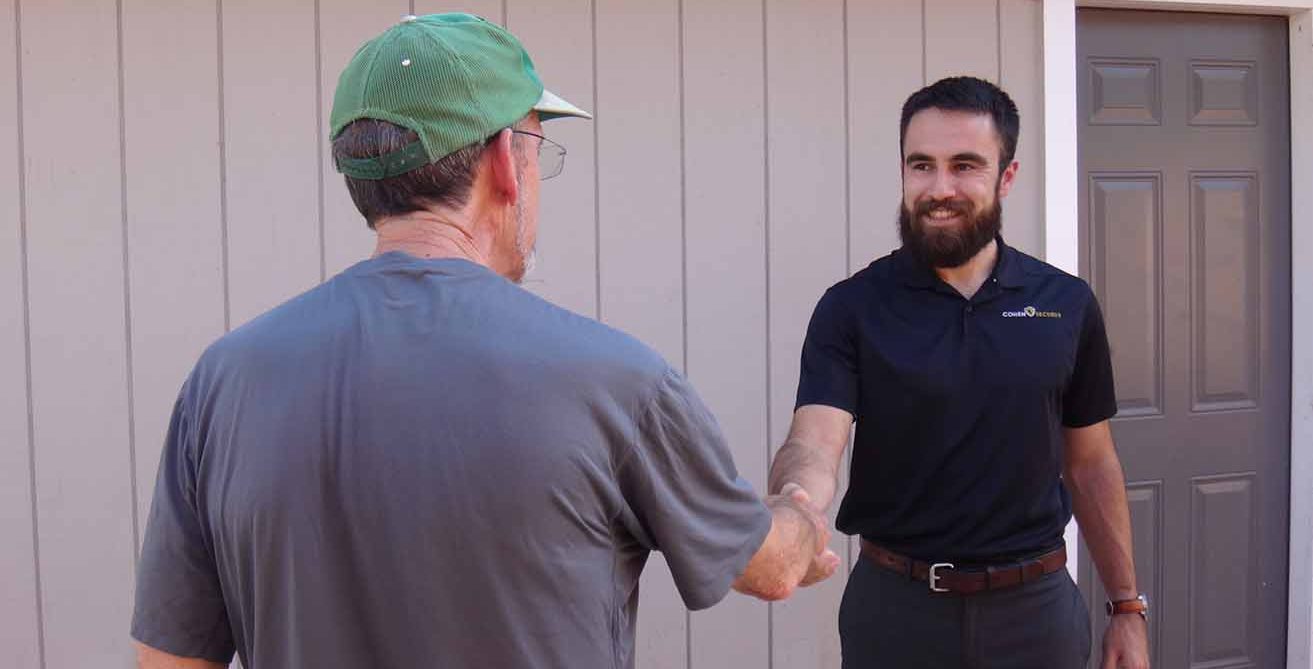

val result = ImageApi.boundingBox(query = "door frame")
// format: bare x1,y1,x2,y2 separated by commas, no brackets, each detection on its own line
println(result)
1042,1,1313,667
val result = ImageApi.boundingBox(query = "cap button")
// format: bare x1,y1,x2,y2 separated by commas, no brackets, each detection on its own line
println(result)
401,14,417,23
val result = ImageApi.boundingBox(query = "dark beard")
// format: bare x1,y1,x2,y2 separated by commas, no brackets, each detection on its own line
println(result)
898,196,1002,269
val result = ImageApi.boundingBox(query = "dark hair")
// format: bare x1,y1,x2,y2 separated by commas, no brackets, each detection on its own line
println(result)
332,120,488,229
899,76,1020,166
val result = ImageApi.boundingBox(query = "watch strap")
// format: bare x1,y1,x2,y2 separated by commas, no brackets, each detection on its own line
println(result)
1106,594,1148,619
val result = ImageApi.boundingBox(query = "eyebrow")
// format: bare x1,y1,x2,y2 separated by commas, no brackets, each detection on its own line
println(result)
904,152,991,165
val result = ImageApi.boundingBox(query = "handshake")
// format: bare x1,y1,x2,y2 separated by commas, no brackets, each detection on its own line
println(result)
731,482,843,602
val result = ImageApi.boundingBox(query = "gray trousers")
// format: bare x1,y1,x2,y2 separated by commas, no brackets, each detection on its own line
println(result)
839,556,1092,668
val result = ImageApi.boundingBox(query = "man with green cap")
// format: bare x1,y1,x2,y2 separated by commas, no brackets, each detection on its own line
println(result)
130,13,836,669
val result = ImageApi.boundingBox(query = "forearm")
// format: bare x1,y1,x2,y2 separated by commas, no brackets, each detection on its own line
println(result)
768,437,841,510
732,495,821,601
1067,455,1138,600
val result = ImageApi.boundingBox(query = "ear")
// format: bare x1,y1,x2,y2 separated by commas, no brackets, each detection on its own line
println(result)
996,160,1020,199
486,129,520,205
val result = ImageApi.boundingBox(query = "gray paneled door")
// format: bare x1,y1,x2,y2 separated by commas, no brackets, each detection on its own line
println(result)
1077,9,1291,669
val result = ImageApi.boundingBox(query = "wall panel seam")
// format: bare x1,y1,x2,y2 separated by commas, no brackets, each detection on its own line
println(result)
13,0,46,664
996,0,1003,82
843,0,851,278
115,0,142,569
678,0,688,380
841,0,854,571
921,0,927,84
217,0,231,332
314,0,326,282
761,0,774,663
676,0,690,662
590,0,600,321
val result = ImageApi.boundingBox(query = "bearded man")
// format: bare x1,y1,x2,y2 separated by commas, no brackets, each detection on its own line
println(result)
767,77,1151,669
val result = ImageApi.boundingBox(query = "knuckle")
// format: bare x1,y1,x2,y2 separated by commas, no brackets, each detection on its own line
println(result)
764,579,792,601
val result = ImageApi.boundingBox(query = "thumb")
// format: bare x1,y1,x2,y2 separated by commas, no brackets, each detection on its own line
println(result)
819,548,841,570
785,486,813,509
779,482,807,500
800,548,843,587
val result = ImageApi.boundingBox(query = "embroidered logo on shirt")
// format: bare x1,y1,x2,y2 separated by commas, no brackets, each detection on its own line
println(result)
1001,305,1062,318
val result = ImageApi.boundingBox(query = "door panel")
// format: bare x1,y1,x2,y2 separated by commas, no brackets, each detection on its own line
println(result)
1077,10,1291,669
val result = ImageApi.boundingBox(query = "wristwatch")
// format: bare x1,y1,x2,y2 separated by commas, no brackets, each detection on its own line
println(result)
1106,594,1149,621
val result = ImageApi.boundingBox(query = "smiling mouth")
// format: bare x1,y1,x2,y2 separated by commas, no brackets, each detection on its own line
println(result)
922,207,962,222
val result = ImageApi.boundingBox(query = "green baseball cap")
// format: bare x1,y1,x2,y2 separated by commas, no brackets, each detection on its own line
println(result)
330,13,591,180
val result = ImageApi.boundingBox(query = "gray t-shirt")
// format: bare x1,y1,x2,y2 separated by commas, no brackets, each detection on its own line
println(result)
131,253,771,668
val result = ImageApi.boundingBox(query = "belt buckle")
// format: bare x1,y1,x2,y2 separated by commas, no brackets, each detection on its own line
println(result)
928,562,955,593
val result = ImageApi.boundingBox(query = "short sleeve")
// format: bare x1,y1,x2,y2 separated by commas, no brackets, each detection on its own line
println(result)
617,368,772,611
130,393,236,663
795,287,859,414
1062,292,1119,427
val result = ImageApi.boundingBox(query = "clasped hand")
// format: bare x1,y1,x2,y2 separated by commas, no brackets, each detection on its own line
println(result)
776,483,842,588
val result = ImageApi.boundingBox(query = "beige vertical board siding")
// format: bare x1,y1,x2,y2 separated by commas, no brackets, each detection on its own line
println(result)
122,0,226,544
843,0,924,580
847,0,921,272
595,0,687,667
221,0,322,326
998,0,1044,257
765,0,848,666
924,0,1000,83
21,0,136,665
0,1,1058,663
681,0,770,665
506,0,598,318
0,1,40,667
595,0,684,361
319,2,407,277
414,0,504,23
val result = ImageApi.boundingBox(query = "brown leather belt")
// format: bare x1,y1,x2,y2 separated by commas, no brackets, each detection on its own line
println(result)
859,539,1067,595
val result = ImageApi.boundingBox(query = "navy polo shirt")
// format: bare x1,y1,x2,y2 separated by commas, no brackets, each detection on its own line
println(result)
796,238,1116,563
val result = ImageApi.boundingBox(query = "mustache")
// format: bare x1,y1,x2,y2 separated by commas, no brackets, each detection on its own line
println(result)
914,198,972,217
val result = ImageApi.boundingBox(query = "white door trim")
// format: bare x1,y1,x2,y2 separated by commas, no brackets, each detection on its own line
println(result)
1042,2,1313,667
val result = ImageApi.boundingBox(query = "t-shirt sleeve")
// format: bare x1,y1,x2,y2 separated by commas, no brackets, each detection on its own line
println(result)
1062,290,1119,427
130,393,236,663
617,367,772,611
795,287,859,414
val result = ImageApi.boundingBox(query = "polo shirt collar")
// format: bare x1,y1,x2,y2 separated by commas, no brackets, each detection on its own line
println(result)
993,237,1026,289
894,235,1026,290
